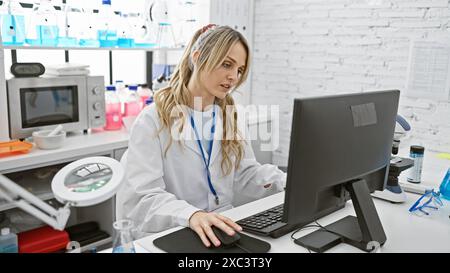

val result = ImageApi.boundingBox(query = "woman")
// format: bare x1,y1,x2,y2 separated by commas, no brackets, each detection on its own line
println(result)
116,25,286,248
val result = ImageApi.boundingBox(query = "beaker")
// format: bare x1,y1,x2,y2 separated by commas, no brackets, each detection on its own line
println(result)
112,219,136,253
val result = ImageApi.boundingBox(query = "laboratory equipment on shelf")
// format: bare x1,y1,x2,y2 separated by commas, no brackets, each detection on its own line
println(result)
175,0,197,47
0,0,26,45
26,0,59,46
116,12,135,48
57,0,82,47
123,85,142,117
97,0,118,47
150,0,177,48
131,6,156,48
104,85,123,131
0,156,124,231
32,128,66,150
78,6,99,47
137,84,153,108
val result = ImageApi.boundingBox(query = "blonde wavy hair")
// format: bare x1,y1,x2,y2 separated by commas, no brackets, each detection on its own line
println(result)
153,25,251,176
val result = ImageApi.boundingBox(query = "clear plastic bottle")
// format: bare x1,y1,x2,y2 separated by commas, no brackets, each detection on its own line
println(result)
57,0,80,46
132,2,156,48
124,85,142,117
0,228,18,253
78,3,99,47
137,84,153,109
104,85,123,130
26,0,59,46
112,219,136,253
115,80,127,115
97,0,118,47
0,0,26,45
116,12,135,48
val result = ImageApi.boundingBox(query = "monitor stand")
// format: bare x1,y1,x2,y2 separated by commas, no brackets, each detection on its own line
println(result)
294,179,387,253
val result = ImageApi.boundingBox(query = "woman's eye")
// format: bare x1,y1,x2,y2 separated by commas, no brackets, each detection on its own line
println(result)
223,62,231,68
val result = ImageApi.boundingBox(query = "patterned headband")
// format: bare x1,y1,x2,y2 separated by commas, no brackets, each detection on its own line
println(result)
200,24,217,34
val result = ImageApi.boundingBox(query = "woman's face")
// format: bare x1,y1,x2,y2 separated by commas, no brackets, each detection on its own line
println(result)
198,41,247,100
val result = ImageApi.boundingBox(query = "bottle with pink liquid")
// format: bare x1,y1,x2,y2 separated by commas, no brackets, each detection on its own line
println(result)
123,85,142,117
137,84,153,109
104,85,123,130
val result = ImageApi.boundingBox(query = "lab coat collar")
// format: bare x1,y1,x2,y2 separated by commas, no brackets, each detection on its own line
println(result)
180,108,223,166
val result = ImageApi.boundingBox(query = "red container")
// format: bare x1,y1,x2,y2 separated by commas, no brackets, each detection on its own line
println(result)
18,226,70,253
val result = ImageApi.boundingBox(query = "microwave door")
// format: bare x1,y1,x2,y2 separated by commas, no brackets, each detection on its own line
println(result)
8,77,89,139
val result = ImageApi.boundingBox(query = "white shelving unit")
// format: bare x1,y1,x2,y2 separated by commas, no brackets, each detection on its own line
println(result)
3,45,185,52
0,129,130,252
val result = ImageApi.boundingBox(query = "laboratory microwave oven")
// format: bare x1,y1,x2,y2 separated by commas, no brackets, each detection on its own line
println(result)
7,75,106,139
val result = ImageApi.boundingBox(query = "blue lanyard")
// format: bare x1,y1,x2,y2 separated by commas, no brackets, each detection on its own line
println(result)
190,107,219,205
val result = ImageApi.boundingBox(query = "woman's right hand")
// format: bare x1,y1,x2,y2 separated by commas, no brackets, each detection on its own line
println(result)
189,211,242,247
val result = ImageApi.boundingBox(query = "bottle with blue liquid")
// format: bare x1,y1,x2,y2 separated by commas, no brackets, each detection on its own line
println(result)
116,12,135,48
439,168,450,200
97,0,118,47
0,0,26,45
26,0,59,46
57,0,81,46
0,228,18,253
78,6,99,47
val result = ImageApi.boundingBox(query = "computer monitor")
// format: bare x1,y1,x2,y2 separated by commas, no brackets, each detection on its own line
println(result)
284,90,400,252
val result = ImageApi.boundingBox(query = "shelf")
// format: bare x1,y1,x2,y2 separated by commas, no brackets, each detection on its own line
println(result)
2,45,185,52
79,236,113,253
0,129,129,173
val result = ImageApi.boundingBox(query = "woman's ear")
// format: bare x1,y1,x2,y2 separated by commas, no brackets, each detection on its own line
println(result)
191,50,200,67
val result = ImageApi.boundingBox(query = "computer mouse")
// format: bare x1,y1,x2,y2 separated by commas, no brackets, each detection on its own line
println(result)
211,226,241,247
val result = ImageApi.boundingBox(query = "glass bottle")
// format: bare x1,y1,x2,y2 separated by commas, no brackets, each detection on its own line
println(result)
123,85,142,117
26,0,59,46
132,1,156,48
112,219,136,253
137,84,153,109
115,80,127,115
57,0,80,46
78,5,99,47
104,85,123,130
116,12,135,48
1,0,26,45
97,0,118,47
439,168,450,200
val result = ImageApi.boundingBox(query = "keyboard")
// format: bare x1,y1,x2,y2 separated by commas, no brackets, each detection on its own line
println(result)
236,204,288,237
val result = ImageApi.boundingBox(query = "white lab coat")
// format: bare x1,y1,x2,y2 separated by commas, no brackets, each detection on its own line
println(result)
116,103,286,238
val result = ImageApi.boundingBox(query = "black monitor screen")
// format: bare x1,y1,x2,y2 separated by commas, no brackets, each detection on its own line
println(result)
283,90,399,226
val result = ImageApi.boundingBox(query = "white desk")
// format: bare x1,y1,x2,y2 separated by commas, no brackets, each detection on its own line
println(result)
135,191,450,253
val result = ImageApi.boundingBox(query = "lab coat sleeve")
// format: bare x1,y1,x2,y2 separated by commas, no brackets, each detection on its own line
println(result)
233,140,286,199
118,109,201,234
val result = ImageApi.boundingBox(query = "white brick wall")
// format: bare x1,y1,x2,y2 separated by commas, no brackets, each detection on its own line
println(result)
252,0,450,166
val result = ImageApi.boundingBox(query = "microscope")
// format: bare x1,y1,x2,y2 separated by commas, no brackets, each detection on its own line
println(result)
372,115,414,203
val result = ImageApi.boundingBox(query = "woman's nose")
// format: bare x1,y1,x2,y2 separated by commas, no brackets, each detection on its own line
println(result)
227,70,238,82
